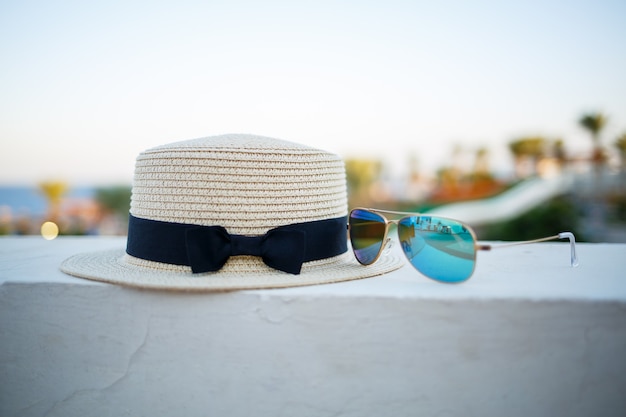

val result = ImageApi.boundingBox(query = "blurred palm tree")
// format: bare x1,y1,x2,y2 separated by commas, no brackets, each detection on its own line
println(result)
579,112,607,168
553,139,567,166
473,147,490,177
38,181,68,222
508,137,546,178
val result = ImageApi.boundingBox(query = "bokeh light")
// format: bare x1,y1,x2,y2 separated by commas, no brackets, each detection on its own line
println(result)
40,221,59,240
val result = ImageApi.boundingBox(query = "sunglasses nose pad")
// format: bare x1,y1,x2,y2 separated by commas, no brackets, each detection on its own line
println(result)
382,238,394,255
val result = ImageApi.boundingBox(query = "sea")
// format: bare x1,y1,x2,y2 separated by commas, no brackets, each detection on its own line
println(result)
0,186,95,216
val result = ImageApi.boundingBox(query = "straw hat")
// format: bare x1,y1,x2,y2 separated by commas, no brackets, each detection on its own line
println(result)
61,134,404,291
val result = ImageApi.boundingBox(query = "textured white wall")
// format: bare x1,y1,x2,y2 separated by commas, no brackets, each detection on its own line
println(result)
1,237,625,417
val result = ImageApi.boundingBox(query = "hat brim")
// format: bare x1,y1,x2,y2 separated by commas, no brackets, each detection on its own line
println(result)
60,248,405,291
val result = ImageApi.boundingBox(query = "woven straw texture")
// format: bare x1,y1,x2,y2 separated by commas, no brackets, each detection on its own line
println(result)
60,134,404,290
130,134,348,233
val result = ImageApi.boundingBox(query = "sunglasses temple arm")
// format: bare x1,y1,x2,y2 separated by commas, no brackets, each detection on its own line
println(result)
478,232,579,267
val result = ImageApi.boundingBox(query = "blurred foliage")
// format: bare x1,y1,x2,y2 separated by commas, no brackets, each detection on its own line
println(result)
94,186,131,216
607,192,626,223
508,137,546,159
345,159,382,190
480,196,585,242
616,132,626,170
345,158,383,207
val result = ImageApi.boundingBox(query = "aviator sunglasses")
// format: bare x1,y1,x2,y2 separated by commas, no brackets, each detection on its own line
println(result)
348,208,579,283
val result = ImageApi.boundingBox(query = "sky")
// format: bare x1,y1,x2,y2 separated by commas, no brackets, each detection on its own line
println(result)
1,0,625,185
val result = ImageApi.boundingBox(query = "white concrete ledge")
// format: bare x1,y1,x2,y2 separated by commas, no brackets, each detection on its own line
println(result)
1,237,626,417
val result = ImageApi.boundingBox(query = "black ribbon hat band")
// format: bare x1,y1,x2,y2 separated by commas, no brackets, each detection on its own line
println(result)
126,214,348,275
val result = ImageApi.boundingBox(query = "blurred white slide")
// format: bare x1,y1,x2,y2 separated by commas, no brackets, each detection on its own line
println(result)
427,174,576,226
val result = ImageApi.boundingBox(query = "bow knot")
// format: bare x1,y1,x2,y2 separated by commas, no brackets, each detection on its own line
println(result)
185,226,306,274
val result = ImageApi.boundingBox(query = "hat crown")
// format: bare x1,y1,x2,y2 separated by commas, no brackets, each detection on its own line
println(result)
130,134,348,235
147,133,319,153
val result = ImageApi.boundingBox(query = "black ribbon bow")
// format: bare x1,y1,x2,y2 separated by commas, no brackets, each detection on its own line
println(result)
125,214,347,275
185,226,306,274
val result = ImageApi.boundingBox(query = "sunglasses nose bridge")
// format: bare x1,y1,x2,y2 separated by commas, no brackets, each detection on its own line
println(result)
382,237,394,255
381,219,398,256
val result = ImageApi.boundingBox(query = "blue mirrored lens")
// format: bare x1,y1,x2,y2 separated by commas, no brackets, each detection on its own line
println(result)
398,216,476,283
349,209,386,265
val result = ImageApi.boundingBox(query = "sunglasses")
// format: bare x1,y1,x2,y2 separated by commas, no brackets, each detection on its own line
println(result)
348,208,579,283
